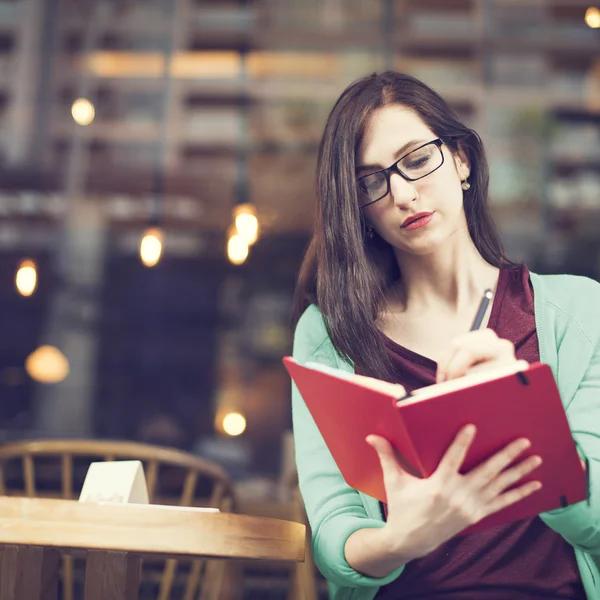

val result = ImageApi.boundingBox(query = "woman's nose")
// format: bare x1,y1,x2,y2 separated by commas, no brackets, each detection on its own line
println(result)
389,172,417,206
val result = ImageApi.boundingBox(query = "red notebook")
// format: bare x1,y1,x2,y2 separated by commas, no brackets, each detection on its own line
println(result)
284,357,588,535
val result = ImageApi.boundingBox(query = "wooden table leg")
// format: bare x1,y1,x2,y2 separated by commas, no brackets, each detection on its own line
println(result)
84,551,140,600
0,544,59,600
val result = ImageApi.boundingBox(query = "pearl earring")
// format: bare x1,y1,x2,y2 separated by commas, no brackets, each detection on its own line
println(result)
461,179,471,191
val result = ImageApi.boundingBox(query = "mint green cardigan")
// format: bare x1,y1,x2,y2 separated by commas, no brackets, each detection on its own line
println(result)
291,272,600,600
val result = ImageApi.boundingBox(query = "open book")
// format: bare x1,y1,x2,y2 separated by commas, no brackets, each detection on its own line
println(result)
284,357,587,535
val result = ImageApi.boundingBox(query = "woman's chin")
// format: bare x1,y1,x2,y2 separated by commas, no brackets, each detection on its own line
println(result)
386,232,444,257
384,220,466,257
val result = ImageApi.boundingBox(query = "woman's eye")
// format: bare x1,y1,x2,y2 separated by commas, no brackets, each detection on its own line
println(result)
404,155,430,169
367,180,384,191
362,175,385,193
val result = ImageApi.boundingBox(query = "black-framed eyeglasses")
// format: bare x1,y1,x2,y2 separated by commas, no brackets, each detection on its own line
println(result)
357,138,445,208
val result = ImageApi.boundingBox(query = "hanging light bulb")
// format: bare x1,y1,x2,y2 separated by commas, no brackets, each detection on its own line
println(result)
15,259,37,297
71,98,95,126
25,345,69,384
140,227,163,267
227,231,249,265
233,203,259,246
222,412,247,436
585,7,600,28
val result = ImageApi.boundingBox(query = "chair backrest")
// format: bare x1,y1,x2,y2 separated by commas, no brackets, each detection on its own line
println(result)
289,488,319,600
0,439,236,600
277,431,320,600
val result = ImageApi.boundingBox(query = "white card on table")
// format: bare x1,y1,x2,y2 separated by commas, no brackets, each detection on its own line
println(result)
79,460,150,505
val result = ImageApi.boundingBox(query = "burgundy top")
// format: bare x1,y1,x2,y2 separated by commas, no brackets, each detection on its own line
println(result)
375,265,585,600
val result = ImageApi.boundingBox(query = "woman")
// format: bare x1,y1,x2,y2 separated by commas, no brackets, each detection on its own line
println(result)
291,71,600,600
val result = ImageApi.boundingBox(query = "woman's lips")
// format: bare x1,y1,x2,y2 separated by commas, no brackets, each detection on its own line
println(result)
401,212,434,230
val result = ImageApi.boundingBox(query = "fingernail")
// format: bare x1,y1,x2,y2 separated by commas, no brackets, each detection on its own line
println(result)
521,439,531,449
532,456,543,466
465,424,476,436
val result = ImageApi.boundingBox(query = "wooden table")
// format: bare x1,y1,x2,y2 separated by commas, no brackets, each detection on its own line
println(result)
0,497,306,600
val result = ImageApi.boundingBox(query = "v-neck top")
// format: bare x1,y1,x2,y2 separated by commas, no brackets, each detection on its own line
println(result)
380,264,536,389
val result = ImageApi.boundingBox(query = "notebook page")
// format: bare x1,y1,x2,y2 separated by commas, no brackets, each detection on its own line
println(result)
305,361,405,397
398,359,530,406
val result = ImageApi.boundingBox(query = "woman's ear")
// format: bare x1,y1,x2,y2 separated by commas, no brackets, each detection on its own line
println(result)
453,145,470,181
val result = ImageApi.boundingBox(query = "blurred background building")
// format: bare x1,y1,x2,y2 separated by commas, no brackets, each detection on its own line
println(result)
0,0,599,494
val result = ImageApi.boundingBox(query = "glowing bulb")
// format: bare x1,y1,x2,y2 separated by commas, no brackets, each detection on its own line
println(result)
71,98,95,126
227,233,249,265
25,346,69,384
15,259,37,296
233,204,259,245
222,412,246,436
585,7,600,28
140,228,163,267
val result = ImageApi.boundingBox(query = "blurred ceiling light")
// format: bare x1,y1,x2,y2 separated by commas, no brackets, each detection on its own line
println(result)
15,259,37,297
222,412,246,436
233,203,259,245
83,51,241,78
227,232,249,265
85,52,165,77
140,227,163,268
247,51,336,78
172,52,241,78
585,7,600,28
25,346,69,384
82,51,337,80
71,98,95,126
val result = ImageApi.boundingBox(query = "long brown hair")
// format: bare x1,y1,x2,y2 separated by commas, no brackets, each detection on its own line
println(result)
292,71,515,380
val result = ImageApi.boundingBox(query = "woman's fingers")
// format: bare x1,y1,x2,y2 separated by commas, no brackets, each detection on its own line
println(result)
436,425,477,475
440,346,484,381
435,344,456,384
436,329,515,383
467,437,532,486
366,435,408,489
484,480,543,516
482,454,543,500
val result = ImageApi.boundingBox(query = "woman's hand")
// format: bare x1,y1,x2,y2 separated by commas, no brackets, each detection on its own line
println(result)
436,328,517,383
366,425,542,560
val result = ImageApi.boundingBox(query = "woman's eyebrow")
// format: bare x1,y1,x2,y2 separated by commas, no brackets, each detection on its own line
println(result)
356,139,427,173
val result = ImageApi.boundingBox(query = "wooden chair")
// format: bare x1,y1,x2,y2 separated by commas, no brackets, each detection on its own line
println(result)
288,488,319,600
278,431,321,600
0,439,237,600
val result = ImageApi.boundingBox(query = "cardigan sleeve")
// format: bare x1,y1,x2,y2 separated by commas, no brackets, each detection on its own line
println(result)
291,305,406,588
539,283,600,554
